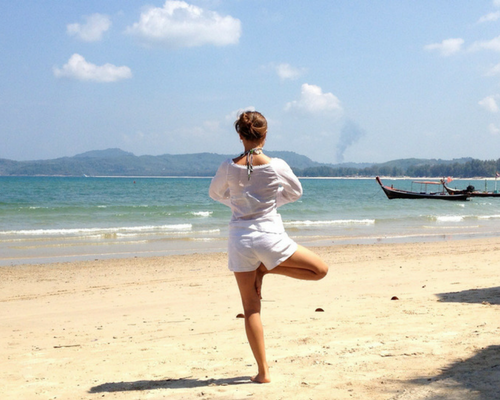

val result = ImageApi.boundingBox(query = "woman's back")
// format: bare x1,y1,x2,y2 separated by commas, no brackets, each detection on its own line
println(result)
209,157,302,231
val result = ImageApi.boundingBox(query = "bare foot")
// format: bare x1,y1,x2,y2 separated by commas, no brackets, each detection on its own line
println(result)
251,373,271,383
255,263,268,299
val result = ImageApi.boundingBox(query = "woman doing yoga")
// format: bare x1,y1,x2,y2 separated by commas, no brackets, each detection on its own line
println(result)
209,111,328,383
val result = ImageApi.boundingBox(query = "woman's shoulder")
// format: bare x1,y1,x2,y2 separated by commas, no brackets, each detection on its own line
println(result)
214,158,232,174
219,158,232,166
270,157,291,168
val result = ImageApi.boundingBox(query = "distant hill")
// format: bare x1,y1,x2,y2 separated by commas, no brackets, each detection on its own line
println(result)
0,149,497,178
0,149,326,177
376,157,474,169
73,148,134,159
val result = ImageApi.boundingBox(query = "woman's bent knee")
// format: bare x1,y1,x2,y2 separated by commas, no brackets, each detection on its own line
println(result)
314,263,328,280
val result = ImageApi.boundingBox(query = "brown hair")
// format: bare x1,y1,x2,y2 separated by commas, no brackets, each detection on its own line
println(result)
235,111,267,141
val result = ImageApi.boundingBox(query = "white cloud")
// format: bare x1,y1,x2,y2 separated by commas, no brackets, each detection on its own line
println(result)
225,106,256,123
494,0,500,8
478,11,500,23
486,62,500,76
275,63,304,80
67,13,111,42
488,123,500,135
470,35,500,52
479,95,500,113
125,0,241,48
53,54,132,82
285,83,343,115
424,38,464,56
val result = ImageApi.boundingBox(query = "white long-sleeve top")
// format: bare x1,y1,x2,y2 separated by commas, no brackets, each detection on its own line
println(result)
209,158,303,233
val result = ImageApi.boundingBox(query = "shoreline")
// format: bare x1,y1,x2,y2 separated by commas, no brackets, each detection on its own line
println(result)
2,229,500,267
2,175,499,180
2,237,499,399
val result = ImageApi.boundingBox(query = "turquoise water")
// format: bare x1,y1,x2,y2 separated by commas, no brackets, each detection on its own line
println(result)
1,176,500,265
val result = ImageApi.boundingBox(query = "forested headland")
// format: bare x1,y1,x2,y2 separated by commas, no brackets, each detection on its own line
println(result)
0,148,499,178
299,158,500,178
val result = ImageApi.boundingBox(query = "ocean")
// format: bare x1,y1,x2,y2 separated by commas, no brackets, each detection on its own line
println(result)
1,176,500,266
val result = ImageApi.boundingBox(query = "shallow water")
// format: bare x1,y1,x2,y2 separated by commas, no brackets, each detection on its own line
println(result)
1,176,499,265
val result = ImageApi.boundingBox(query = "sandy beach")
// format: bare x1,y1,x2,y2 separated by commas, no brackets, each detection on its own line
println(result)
1,238,499,400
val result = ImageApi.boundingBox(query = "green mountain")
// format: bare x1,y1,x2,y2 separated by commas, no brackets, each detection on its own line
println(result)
376,157,473,170
0,149,497,178
0,148,325,177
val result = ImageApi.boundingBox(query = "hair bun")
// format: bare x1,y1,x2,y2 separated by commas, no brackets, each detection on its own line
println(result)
238,113,252,129
235,111,267,141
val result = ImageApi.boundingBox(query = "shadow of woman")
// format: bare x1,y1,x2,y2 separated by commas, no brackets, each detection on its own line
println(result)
89,376,252,393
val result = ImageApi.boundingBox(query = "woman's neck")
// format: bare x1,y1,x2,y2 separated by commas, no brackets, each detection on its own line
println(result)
242,140,265,152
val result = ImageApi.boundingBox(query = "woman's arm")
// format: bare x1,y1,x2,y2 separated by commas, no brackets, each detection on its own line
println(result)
209,160,232,207
274,159,303,207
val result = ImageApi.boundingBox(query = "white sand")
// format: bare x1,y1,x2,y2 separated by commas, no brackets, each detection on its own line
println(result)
1,238,499,399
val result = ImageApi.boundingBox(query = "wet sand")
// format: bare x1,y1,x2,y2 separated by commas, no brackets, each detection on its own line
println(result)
1,238,499,399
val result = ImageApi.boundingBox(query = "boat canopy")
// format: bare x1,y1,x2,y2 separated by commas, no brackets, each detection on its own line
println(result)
412,181,442,185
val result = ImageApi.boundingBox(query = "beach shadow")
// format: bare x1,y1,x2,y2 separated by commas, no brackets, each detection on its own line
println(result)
403,345,500,400
89,376,251,393
436,286,500,305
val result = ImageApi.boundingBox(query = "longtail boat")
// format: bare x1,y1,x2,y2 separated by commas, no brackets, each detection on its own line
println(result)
441,178,500,198
376,177,470,201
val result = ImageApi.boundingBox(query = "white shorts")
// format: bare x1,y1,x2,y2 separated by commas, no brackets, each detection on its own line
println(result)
228,229,298,273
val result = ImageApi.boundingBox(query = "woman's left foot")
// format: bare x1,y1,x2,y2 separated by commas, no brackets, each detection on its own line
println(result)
251,372,271,383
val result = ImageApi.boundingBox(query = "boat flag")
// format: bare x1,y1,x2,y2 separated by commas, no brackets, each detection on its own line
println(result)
496,172,500,178
446,176,453,183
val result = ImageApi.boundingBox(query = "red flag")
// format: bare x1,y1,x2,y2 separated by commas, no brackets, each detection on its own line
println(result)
446,176,453,183
496,172,500,178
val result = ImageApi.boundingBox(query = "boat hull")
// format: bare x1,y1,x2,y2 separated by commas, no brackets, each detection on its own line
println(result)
376,177,470,201
442,181,500,197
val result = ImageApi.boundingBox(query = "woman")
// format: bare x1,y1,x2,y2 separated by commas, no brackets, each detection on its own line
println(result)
209,111,328,383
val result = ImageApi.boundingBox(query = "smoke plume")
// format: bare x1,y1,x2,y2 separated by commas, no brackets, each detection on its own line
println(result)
336,119,366,162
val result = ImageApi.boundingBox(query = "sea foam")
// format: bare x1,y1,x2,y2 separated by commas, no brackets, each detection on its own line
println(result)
0,224,193,237
436,216,464,223
285,219,375,227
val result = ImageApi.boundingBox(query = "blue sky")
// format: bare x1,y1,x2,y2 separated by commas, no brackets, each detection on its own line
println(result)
2,1,500,163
